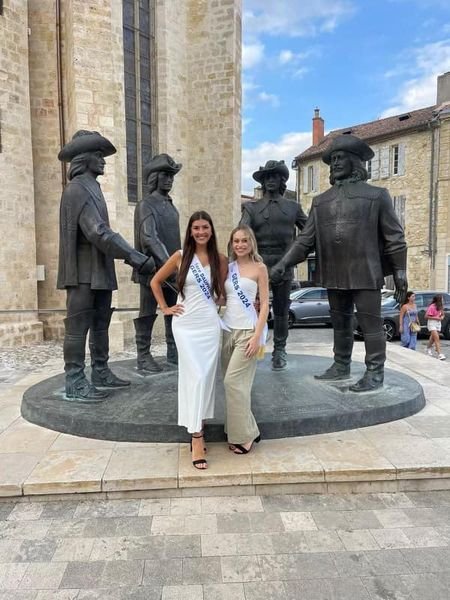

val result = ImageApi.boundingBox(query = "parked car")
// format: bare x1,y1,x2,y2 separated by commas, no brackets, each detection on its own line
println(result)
354,291,450,342
268,287,330,328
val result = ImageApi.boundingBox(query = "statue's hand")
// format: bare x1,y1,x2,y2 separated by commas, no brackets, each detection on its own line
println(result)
393,269,408,304
270,262,285,286
138,256,156,276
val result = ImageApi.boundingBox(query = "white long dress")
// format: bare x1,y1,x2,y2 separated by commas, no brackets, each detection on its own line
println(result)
172,259,221,433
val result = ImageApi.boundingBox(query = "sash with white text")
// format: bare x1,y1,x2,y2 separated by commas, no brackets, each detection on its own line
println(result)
189,255,230,331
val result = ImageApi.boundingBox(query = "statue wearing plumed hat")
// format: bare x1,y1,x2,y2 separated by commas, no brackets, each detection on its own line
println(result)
272,134,408,392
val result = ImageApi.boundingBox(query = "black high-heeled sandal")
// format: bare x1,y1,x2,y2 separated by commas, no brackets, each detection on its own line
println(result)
190,433,208,469
233,435,261,455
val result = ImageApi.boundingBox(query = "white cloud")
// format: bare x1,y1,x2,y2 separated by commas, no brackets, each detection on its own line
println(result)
293,66,309,79
381,40,450,117
257,91,280,107
243,42,265,69
279,50,295,64
244,0,355,38
242,131,312,194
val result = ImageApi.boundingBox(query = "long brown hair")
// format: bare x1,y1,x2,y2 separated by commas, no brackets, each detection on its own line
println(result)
431,295,443,312
177,211,223,300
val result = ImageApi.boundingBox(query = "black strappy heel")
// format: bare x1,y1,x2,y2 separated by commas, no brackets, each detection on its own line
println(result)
190,433,208,469
233,435,261,455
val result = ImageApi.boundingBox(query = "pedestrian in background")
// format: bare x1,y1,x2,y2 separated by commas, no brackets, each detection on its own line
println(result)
399,291,420,350
425,294,446,360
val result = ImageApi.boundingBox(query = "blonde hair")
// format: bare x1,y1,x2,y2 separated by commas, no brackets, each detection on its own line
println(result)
227,225,263,263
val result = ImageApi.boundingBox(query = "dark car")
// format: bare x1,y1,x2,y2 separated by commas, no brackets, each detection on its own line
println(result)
268,287,330,328
354,291,450,342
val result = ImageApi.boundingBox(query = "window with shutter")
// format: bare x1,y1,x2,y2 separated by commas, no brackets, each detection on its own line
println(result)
397,143,406,176
380,146,390,179
313,164,319,192
393,195,406,228
391,144,399,176
302,166,308,194
366,159,372,180
371,148,380,180
307,166,314,192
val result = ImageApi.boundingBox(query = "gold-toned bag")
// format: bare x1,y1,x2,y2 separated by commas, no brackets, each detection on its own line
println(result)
407,311,421,333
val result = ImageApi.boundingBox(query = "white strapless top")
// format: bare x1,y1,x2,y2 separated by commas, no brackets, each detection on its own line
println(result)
222,276,257,330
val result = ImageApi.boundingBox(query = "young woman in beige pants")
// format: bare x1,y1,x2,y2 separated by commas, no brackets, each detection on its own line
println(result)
221,225,269,454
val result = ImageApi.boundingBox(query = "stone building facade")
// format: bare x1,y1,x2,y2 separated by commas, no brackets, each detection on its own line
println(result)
0,0,242,347
294,74,450,293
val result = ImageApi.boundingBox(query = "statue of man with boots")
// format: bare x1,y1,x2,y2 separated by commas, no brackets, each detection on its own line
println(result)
132,154,182,373
271,134,408,392
57,130,155,402
240,160,307,371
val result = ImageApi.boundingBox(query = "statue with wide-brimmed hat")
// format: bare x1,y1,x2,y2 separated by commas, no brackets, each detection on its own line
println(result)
271,133,408,392
322,133,375,165
57,130,155,403
132,153,183,373
252,159,290,185
240,159,307,371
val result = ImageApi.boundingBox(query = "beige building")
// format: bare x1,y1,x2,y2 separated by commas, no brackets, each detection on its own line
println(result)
294,73,450,293
0,0,242,347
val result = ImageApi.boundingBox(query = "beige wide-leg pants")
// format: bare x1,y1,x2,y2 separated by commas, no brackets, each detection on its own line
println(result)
221,329,260,444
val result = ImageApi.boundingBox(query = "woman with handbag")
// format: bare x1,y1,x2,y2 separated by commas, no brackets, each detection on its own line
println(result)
221,225,269,455
399,291,420,350
425,295,446,360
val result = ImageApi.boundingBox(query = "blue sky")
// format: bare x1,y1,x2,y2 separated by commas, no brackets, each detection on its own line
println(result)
242,0,450,192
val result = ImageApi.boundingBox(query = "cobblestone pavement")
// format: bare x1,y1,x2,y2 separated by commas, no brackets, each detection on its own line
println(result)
0,490,450,599
0,338,164,388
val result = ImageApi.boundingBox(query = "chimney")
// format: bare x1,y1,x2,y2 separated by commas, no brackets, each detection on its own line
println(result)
312,108,324,146
437,72,450,106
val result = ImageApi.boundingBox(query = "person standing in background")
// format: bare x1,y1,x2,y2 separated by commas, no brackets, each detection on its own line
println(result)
425,294,446,360
399,291,419,350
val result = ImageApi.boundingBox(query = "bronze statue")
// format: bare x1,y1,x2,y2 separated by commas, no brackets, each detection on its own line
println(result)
132,153,182,372
240,160,307,370
57,130,155,402
271,134,408,392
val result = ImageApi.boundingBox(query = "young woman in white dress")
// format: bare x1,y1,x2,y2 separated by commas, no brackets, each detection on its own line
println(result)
222,225,269,454
151,211,228,469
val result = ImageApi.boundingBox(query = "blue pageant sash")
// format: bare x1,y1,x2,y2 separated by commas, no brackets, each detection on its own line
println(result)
229,261,268,349
189,255,230,331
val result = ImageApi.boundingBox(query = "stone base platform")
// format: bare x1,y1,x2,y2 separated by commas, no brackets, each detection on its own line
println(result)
1,340,450,499
21,354,425,443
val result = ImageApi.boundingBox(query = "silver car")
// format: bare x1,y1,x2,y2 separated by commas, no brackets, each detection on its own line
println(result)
268,287,330,328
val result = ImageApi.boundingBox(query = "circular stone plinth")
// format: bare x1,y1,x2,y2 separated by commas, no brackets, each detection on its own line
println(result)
21,354,425,443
